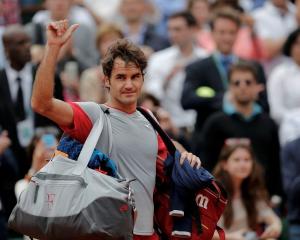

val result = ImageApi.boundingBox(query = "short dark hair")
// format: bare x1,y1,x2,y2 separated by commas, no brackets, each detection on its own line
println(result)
209,7,241,30
168,11,198,27
187,0,209,11
228,61,258,82
282,27,300,57
102,39,147,78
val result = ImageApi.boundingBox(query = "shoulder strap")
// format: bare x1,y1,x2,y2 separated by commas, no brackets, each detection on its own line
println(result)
99,104,112,157
72,105,104,175
137,107,176,156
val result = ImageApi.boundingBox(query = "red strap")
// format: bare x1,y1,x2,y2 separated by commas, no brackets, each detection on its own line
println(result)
212,181,221,198
216,225,225,240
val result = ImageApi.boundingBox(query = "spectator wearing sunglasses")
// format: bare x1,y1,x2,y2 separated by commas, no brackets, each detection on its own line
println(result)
180,7,269,159
200,61,283,199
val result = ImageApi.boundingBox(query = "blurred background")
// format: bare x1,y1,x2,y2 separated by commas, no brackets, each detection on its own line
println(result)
1,0,300,239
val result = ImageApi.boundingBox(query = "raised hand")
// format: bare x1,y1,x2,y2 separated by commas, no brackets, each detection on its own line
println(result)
46,19,79,47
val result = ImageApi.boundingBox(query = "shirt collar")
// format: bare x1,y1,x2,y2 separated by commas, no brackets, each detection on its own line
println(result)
123,23,147,45
215,51,237,62
173,44,206,62
5,62,32,78
286,57,300,70
223,97,262,121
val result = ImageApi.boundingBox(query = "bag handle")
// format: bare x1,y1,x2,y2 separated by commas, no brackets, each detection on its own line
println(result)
99,105,113,157
72,105,105,175
137,107,176,156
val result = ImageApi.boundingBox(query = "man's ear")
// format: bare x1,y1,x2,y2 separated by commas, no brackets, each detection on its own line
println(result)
256,83,265,93
2,39,10,58
104,76,110,88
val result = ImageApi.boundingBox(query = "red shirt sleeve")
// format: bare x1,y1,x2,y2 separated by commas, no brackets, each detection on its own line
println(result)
157,135,168,160
60,102,93,143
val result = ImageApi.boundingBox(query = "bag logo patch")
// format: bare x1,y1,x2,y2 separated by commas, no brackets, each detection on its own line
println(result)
119,204,129,212
46,193,56,210
195,194,209,209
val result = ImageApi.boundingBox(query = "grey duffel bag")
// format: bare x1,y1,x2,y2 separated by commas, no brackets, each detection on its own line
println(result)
8,112,135,240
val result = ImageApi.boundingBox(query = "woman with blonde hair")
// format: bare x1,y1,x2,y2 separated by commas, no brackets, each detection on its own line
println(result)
212,139,282,240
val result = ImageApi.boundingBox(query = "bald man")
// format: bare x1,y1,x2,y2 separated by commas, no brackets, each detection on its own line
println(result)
0,25,63,177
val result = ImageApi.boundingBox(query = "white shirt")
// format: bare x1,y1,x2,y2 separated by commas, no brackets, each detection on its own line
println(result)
268,59,300,125
145,45,207,128
5,62,33,113
31,7,98,68
252,1,297,40
5,63,34,147
0,26,6,69
84,0,121,22
32,6,96,30
280,109,300,146
218,198,277,233
252,2,297,75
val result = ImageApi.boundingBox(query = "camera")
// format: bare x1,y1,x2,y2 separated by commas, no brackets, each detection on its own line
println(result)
243,231,259,240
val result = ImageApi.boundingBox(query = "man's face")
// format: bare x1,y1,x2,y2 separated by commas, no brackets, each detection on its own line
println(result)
5,31,31,66
272,0,287,9
291,35,300,65
46,0,72,21
229,70,262,106
120,0,145,23
190,0,209,26
168,17,195,47
105,58,144,108
212,18,239,55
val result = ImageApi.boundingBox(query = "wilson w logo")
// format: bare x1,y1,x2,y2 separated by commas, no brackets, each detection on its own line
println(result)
196,194,209,209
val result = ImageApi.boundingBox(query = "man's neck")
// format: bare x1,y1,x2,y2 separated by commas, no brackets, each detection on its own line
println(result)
127,21,143,34
217,50,233,57
10,62,26,71
233,102,254,117
105,100,137,114
179,43,194,57
295,59,300,67
51,14,68,22
273,2,288,13
233,179,242,198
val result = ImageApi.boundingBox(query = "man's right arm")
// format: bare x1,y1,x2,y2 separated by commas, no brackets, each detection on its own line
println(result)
31,20,79,128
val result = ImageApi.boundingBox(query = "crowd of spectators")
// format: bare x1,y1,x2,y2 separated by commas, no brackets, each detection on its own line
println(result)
1,0,300,239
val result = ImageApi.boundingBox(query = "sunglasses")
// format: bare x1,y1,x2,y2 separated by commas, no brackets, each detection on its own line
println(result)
224,138,251,146
231,79,254,87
